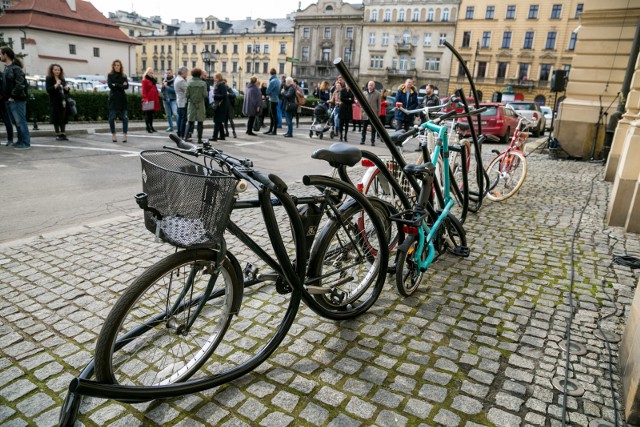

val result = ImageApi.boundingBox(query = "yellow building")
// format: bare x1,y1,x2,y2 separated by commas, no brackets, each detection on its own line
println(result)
136,16,294,87
448,0,585,108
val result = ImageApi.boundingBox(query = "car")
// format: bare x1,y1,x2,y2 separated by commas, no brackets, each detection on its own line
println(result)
384,96,397,129
458,103,520,143
504,101,546,137
540,106,553,130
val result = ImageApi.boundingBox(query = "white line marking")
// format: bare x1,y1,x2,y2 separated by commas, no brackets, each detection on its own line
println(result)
30,144,140,155
120,153,140,157
235,141,267,146
0,165,6,168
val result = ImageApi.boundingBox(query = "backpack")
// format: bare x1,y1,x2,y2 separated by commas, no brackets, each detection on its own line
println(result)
295,88,305,106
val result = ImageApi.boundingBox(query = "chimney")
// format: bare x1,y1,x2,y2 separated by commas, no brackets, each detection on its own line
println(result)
66,0,76,11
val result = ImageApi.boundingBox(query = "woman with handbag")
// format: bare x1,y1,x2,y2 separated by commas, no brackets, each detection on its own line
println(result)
45,63,70,141
141,67,160,133
212,73,230,142
107,59,129,143
281,77,297,138
185,67,207,143
242,76,262,136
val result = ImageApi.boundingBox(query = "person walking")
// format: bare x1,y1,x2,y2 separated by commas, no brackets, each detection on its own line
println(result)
223,79,237,138
339,83,354,142
361,81,381,146
161,68,177,132
351,98,362,132
212,73,230,142
263,68,281,135
329,81,342,140
242,76,262,136
45,63,70,141
281,77,296,138
174,66,188,138
107,59,129,143
1,46,30,150
141,67,160,133
259,81,268,127
394,78,418,131
185,67,207,143
379,89,389,127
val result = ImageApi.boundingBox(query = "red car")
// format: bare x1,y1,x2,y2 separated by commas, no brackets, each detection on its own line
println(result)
458,103,519,143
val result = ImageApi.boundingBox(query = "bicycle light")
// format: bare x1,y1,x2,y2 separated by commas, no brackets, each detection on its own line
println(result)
361,159,375,167
236,180,248,193
356,183,364,193
403,225,419,235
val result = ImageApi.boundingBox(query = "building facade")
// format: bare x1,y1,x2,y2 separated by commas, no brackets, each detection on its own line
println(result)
359,0,459,94
447,0,584,106
136,16,294,86
292,0,364,88
109,10,164,39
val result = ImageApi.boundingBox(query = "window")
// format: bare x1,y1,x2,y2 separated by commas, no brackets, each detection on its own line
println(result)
398,9,405,22
303,27,310,39
382,33,389,46
279,43,286,54
222,44,227,54
182,44,187,54
245,62,251,73
168,45,172,54
465,6,474,19
322,48,331,62
399,54,408,70
540,64,552,81
402,31,411,44
412,9,419,21
424,57,440,72
439,33,447,46
369,32,376,45
142,60,147,69
182,60,186,67
575,3,584,18
371,9,378,22
279,63,285,75
462,31,471,48
254,61,259,72
129,29,134,37
518,63,529,80
254,44,260,53
477,61,487,78
523,32,534,49
427,8,434,22
153,60,158,70
344,46,352,64
153,45,158,53
481,32,491,48
370,55,384,69
442,8,449,21
93,47,100,57
192,44,197,54
160,60,165,70
69,44,76,55
346,27,353,40
458,61,467,76
568,32,578,50
384,9,391,22
324,27,331,38
222,61,227,72
302,47,309,62
497,62,508,79
161,45,165,53
502,31,512,49
263,63,268,74
168,60,172,69
423,33,432,46
264,44,270,54
142,45,146,54
232,62,238,73
506,5,516,19
545,32,557,50
410,57,416,70
192,60,197,69
247,44,254,54
528,5,538,19
551,4,562,19
486,6,495,19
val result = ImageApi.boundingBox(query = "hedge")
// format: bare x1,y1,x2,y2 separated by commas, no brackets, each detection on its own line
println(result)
27,90,315,123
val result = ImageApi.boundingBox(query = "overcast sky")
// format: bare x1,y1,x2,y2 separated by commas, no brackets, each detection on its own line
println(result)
89,0,316,22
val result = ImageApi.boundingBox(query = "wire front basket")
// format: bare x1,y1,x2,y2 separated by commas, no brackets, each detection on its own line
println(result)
139,150,238,248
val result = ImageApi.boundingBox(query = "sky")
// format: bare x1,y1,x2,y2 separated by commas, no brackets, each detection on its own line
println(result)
88,0,316,22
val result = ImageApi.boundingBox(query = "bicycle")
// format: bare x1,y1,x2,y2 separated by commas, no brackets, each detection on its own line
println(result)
485,114,533,201
59,135,388,425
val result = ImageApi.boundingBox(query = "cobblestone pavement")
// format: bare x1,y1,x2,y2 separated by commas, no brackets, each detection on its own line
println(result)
1,149,639,426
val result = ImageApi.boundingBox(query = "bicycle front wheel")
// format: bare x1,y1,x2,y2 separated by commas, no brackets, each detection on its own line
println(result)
396,236,425,297
486,150,527,202
94,248,242,387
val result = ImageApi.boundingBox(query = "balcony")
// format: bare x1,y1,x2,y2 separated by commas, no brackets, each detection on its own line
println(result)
386,67,416,77
394,42,415,53
508,78,535,89
315,60,333,68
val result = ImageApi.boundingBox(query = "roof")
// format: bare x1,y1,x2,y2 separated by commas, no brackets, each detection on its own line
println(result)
147,17,294,37
0,0,140,44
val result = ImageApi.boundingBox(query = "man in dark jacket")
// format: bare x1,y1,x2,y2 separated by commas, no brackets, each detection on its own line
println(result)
1,46,29,149
263,68,281,135
394,78,418,131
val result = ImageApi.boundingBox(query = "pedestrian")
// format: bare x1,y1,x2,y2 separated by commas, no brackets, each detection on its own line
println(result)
361,81,381,146
329,81,342,139
174,66,188,138
141,67,160,133
223,79,237,138
263,68,281,135
45,63,70,141
243,76,262,136
1,46,30,149
317,80,331,104
351,98,362,132
380,88,389,127
259,81,268,127
107,59,129,143
394,78,418,131
277,75,286,129
0,71,14,146
161,68,177,132
339,83,354,142
282,77,296,138
212,73,230,142
294,79,304,128
185,67,207,143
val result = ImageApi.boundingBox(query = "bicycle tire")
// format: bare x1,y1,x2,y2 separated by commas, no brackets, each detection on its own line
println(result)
306,198,387,320
396,237,424,297
485,150,527,202
94,248,242,387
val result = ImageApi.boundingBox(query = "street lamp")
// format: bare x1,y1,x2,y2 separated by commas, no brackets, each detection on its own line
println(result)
238,66,242,89
200,47,220,82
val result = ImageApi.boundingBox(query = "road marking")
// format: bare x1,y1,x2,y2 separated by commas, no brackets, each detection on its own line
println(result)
30,144,140,156
0,165,6,168
235,141,267,146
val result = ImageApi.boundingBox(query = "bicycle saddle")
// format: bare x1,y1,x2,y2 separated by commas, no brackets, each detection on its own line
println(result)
312,143,362,167
455,122,470,131
404,162,435,176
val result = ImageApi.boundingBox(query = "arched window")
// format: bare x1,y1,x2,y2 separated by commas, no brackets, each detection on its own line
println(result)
534,94,546,105
325,5,333,14
427,8,434,21
412,9,420,21
442,8,449,21
384,9,391,22
399,9,405,22
371,9,378,22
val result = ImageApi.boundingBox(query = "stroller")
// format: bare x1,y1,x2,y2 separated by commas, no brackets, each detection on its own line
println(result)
309,102,333,139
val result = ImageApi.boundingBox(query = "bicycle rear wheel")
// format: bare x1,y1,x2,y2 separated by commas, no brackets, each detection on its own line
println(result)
396,236,424,297
94,248,242,387
486,150,527,202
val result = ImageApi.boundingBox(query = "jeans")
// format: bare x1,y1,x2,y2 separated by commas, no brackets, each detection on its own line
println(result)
276,99,283,128
176,106,187,137
7,100,29,147
333,106,341,133
164,98,177,129
362,119,376,142
108,109,129,134
285,110,293,136
267,101,278,132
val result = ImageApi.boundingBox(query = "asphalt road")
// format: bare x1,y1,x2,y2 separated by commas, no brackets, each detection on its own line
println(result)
0,126,396,243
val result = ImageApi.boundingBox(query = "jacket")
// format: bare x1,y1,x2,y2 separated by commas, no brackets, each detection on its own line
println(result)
3,62,27,101
213,80,231,123
394,84,418,123
141,76,161,111
107,72,129,111
186,76,207,122
174,75,188,108
46,76,70,125
282,84,297,112
242,83,262,117
361,89,381,120
161,75,177,101
266,75,281,102
339,88,354,121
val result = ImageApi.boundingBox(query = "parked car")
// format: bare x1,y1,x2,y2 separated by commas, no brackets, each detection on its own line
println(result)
540,106,553,130
504,101,546,136
384,96,397,128
458,103,520,143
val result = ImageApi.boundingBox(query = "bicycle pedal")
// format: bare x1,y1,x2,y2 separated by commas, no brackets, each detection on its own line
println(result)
386,264,397,275
453,246,470,257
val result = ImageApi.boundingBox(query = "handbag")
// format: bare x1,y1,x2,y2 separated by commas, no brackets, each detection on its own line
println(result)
286,101,297,114
67,97,77,116
142,100,155,111
253,116,262,132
